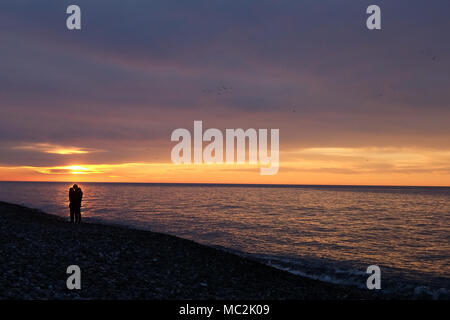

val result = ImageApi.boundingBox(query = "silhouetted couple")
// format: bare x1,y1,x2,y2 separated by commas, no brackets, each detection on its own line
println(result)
69,184,83,223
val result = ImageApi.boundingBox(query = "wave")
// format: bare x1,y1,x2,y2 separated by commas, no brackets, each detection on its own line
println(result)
213,246,450,300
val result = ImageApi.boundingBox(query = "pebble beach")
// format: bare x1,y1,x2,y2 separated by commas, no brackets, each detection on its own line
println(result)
0,201,384,300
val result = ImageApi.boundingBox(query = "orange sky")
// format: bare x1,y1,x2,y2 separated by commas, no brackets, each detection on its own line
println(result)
1,146,449,186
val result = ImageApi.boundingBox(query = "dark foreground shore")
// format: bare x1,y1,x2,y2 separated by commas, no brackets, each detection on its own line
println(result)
0,201,383,300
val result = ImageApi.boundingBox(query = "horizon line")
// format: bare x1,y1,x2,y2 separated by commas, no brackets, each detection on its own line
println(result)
0,180,449,188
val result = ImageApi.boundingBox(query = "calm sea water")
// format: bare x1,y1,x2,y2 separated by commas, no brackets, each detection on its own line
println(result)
0,181,449,298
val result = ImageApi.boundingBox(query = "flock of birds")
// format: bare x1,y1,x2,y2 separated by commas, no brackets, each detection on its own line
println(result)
202,85,233,95
201,50,441,113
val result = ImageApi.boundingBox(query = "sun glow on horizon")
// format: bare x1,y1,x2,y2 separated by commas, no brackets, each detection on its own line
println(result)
66,165,92,175
0,147,449,186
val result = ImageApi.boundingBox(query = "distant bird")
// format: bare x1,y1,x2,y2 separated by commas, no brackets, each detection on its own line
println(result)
419,49,440,62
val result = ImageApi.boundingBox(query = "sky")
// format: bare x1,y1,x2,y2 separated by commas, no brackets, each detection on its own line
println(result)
0,0,449,186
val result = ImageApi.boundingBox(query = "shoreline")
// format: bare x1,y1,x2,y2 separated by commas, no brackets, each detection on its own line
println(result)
0,201,388,299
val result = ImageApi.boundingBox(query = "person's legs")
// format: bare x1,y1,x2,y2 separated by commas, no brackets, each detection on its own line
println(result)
70,206,75,223
75,206,81,224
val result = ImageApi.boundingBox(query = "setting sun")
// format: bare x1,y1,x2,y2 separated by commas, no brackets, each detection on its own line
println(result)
67,166,91,175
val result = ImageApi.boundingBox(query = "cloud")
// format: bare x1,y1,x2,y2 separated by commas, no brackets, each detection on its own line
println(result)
281,147,450,175
13,143,101,155
36,165,101,175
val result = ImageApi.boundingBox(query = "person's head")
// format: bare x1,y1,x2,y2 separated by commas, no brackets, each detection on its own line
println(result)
73,184,78,190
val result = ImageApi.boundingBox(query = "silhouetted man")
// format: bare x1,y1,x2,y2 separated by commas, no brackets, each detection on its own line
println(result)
69,184,83,223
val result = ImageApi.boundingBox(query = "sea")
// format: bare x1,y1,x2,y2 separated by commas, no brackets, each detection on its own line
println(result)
0,181,449,298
